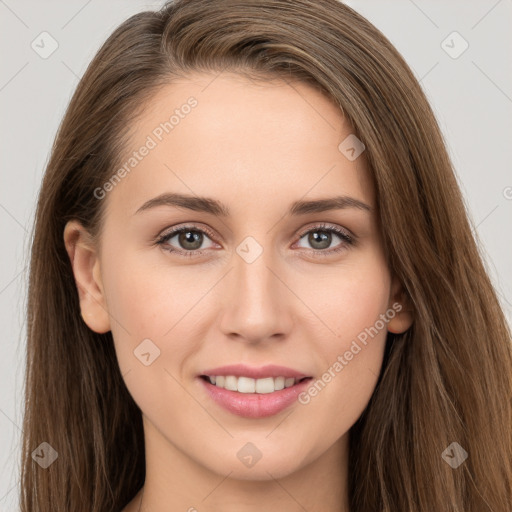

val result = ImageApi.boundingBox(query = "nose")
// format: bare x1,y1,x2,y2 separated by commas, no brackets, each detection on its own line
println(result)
218,244,294,345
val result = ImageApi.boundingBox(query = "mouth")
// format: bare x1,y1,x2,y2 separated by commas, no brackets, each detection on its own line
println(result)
197,372,314,418
199,374,313,394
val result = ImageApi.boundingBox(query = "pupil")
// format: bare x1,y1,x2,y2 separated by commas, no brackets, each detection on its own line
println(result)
176,230,332,251
309,231,330,250
180,231,202,250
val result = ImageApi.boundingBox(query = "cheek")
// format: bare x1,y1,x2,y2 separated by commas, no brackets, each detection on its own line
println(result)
101,252,204,416
298,253,391,343
100,248,202,370
103,243,204,323
294,254,391,426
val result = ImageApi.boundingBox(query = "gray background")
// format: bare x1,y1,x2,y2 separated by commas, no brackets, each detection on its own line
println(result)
1,0,511,509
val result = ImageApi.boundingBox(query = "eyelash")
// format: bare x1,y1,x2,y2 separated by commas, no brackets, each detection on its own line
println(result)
154,223,355,258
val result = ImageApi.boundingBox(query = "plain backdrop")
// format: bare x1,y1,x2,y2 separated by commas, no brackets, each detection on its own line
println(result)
1,1,511,509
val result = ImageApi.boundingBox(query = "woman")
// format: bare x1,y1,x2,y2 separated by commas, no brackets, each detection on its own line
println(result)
20,0,512,510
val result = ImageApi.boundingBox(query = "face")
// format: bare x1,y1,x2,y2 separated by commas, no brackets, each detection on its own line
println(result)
65,72,412,484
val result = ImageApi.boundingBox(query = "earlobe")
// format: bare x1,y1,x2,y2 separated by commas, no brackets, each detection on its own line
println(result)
63,220,111,334
387,276,414,334
387,307,414,334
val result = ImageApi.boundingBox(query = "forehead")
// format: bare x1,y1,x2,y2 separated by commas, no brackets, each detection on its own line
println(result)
107,72,374,217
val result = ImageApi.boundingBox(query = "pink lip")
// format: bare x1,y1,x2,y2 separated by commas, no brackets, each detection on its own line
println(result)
200,364,309,380
198,376,313,418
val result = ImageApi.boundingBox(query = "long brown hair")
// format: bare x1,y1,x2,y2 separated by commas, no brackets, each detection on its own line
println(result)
21,1,512,510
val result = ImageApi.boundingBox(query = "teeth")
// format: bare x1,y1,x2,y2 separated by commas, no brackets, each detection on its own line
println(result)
207,375,301,393
274,376,285,390
225,376,237,391
238,376,255,393
284,377,295,388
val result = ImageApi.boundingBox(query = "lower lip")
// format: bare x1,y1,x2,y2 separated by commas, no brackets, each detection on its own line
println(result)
198,377,313,418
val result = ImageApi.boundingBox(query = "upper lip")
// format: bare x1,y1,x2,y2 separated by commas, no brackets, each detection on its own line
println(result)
200,364,310,380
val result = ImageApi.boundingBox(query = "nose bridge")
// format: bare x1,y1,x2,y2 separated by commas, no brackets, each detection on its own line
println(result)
235,243,274,306
218,236,291,342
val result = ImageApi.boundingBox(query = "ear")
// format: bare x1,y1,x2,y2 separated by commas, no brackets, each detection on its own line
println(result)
63,220,111,333
387,274,414,334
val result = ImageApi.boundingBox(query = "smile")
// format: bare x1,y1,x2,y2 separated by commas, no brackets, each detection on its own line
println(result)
201,375,310,394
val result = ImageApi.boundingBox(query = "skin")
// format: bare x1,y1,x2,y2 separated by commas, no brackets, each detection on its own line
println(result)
64,72,413,512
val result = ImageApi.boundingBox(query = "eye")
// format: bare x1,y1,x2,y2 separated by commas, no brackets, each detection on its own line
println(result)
155,225,217,256
155,222,355,259
295,223,354,255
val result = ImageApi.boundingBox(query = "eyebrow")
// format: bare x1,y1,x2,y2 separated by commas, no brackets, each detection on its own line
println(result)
134,192,372,217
